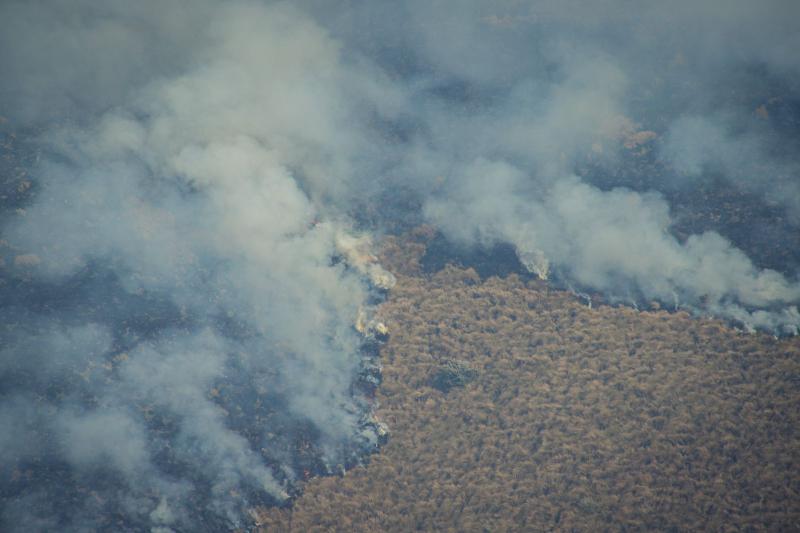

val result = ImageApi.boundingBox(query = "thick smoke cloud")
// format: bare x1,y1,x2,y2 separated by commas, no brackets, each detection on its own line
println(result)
321,0,800,331
1,2,390,531
2,0,800,530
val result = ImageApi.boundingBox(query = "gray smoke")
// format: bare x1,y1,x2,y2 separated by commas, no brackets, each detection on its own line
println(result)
2,0,800,530
316,0,800,332
1,2,389,531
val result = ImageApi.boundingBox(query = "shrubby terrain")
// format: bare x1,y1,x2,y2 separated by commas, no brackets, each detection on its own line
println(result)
2,2,800,530
256,228,800,531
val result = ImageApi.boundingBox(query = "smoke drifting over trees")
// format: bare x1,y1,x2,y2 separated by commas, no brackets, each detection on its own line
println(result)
255,235,800,531
1,0,799,530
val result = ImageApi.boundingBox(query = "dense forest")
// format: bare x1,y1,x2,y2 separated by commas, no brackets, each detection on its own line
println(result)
253,228,800,531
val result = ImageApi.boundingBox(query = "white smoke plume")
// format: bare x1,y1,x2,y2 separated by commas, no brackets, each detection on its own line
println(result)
2,0,800,530
1,2,392,531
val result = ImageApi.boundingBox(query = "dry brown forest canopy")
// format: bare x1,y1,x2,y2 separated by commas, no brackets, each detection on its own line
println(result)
255,227,800,532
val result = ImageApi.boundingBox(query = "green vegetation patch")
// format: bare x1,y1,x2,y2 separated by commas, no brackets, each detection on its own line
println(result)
430,359,478,393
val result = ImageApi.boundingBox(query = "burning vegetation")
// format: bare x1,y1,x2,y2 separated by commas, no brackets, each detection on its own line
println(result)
254,229,800,531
